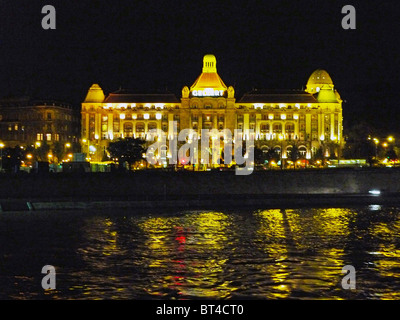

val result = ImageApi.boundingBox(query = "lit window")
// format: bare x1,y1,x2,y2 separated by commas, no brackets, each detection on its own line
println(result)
132,114,137,120
156,113,162,120
120,114,125,120
144,114,150,120
269,114,274,120
37,133,43,141
46,133,52,141
293,114,299,120
281,114,286,120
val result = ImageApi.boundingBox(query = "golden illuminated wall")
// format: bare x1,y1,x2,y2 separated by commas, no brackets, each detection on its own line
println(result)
80,56,343,162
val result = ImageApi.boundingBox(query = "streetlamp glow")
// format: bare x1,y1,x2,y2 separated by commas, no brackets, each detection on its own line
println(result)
0,143,4,172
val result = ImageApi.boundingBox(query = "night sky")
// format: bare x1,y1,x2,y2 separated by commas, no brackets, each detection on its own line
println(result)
1,0,399,133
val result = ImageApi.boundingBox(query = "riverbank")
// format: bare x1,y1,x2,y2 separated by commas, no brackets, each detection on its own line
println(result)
0,167,399,211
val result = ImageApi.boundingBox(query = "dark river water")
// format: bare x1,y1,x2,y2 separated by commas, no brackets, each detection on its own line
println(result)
0,205,399,300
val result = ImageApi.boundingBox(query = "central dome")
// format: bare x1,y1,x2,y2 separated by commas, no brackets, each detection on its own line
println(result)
190,54,227,94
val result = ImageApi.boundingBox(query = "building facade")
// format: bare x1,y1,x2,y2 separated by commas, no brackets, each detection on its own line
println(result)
81,54,343,165
0,96,80,148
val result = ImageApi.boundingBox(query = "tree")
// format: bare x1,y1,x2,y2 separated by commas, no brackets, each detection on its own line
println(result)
265,148,280,169
313,146,325,166
2,146,24,173
107,137,146,170
52,141,64,164
34,141,50,162
289,145,300,169
386,148,398,162
342,121,376,161
253,146,266,165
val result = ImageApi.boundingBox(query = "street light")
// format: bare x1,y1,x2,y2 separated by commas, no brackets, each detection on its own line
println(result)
0,143,4,172
373,138,379,159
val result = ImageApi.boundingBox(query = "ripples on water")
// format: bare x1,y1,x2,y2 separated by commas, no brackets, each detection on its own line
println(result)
0,205,400,300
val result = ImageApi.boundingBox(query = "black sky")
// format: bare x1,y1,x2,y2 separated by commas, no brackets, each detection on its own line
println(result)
0,0,399,132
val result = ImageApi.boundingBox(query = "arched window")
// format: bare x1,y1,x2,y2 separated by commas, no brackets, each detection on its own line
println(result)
148,122,157,131
273,123,282,134
124,122,133,137
260,123,270,133
136,122,145,133
285,123,295,133
299,146,307,158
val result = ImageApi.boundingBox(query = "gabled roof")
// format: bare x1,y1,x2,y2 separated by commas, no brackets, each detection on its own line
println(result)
238,89,318,104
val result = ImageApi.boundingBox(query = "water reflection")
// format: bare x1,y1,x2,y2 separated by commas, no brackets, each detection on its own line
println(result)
366,210,400,299
137,211,237,298
251,208,358,299
1,206,400,299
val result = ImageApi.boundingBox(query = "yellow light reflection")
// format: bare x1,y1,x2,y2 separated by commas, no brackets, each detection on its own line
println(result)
254,208,356,299
102,219,118,256
138,211,238,299
368,218,400,299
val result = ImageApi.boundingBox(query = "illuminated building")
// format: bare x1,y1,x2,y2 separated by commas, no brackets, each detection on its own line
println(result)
0,96,80,148
82,55,343,163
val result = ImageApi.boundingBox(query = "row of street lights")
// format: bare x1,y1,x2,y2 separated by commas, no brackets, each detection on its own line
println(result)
369,136,395,159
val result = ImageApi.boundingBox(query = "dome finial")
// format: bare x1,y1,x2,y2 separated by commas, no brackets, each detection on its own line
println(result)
202,54,217,73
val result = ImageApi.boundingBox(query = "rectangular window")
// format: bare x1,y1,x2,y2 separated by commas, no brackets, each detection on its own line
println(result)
46,133,51,141
47,112,52,120
37,133,43,141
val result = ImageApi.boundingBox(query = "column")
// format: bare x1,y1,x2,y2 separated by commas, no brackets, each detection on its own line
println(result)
108,113,113,139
